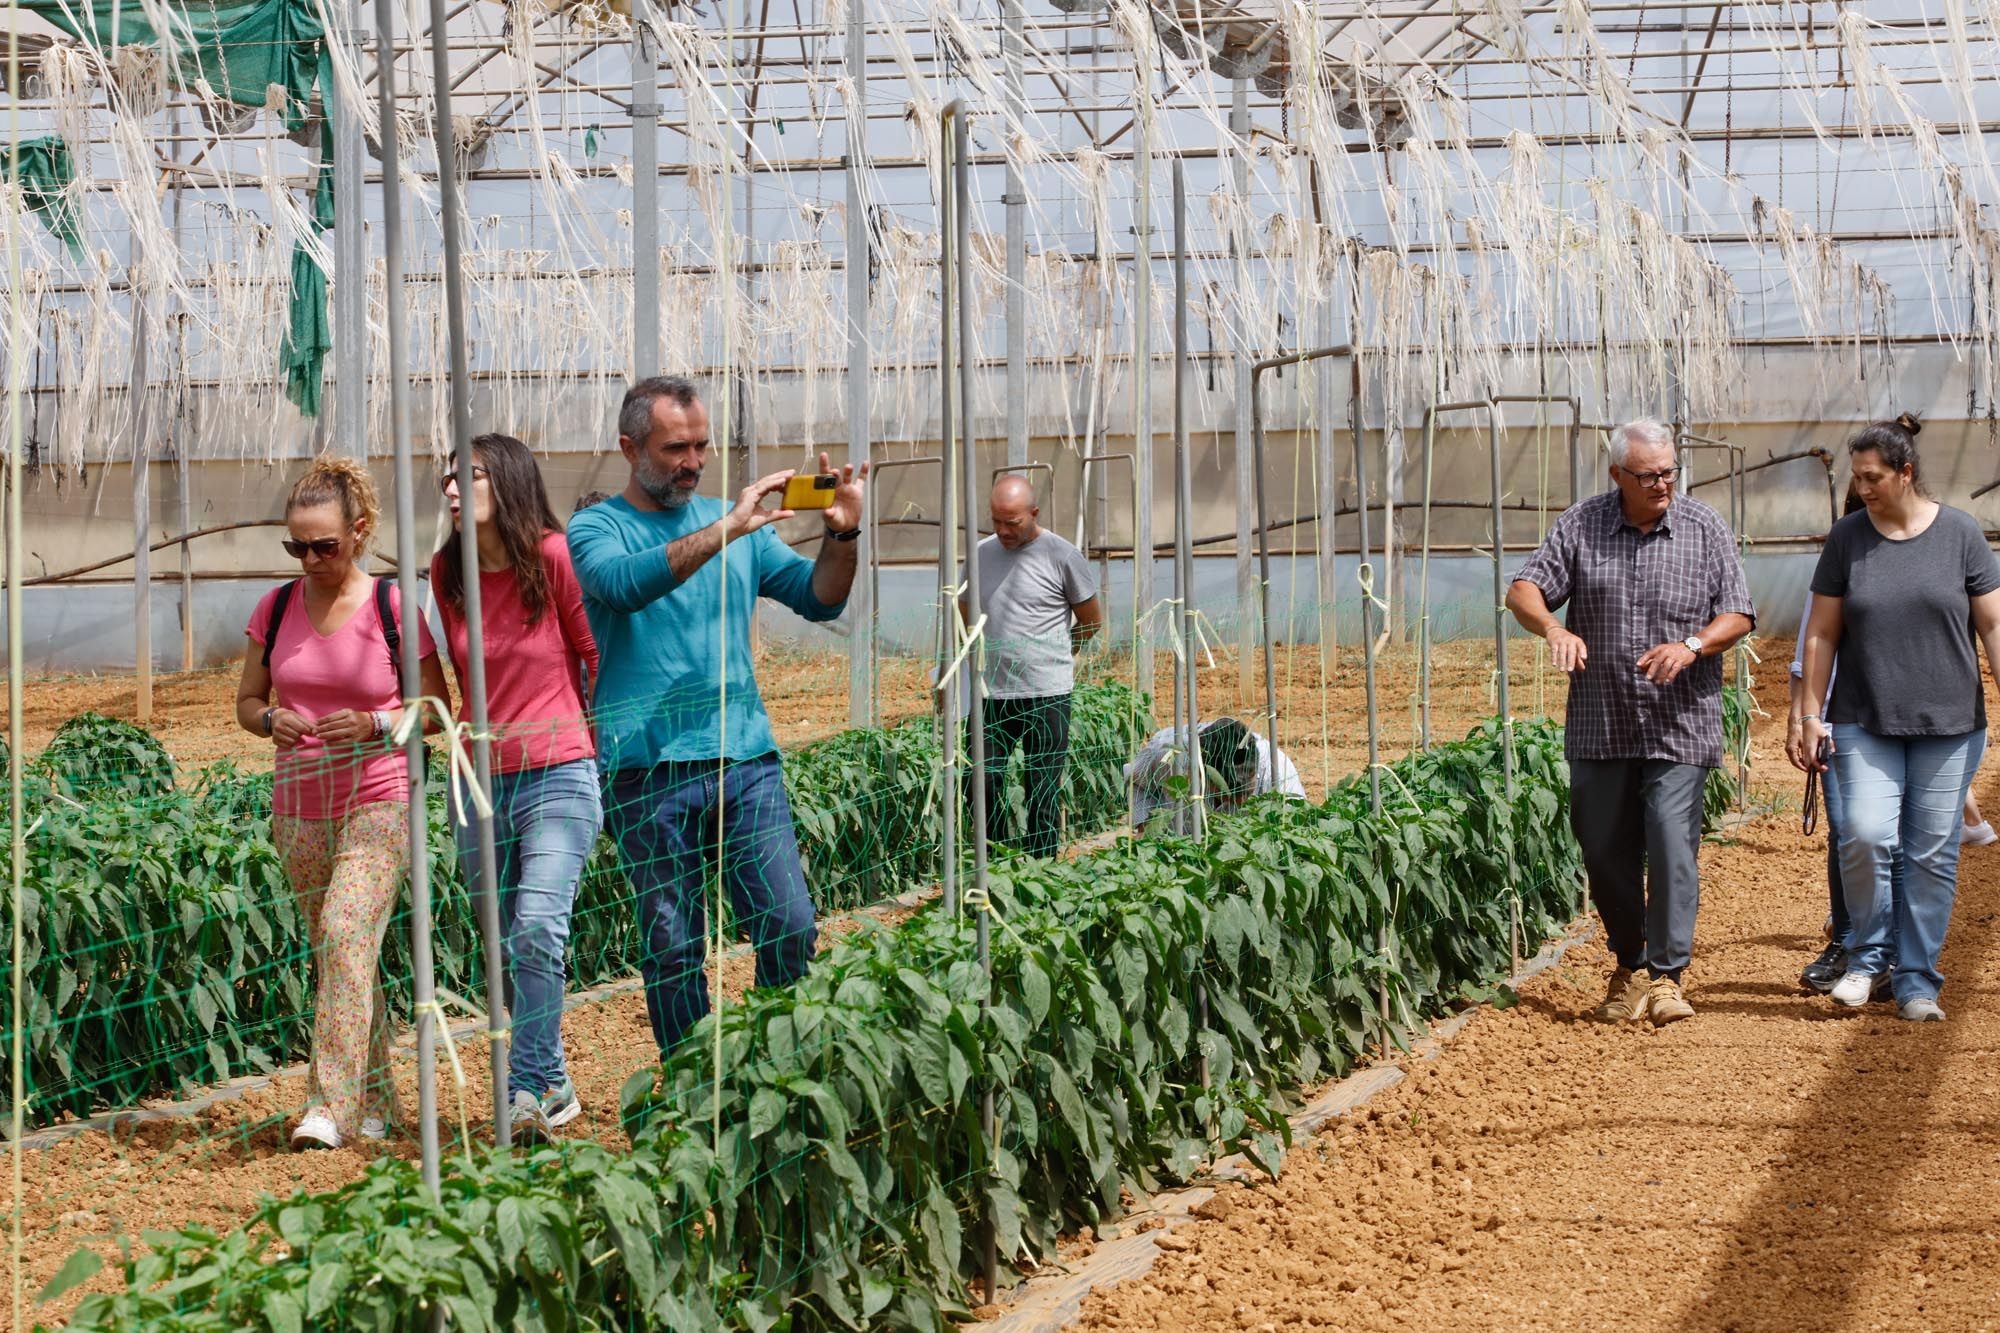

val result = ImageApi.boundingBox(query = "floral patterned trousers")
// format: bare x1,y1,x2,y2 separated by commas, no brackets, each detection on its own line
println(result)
273,802,409,1137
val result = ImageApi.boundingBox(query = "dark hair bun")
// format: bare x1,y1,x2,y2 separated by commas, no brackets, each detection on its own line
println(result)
1894,411,1923,437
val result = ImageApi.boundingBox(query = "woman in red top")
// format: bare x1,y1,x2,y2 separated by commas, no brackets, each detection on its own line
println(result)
235,454,449,1151
432,433,601,1141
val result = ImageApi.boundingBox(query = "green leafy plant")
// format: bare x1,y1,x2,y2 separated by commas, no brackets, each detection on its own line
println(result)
55,720,1579,1332
32,712,177,803
4,689,1140,1127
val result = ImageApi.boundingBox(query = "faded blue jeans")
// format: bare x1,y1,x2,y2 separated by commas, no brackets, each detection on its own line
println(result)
1830,725,1984,1003
604,753,818,1055
453,757,602,1099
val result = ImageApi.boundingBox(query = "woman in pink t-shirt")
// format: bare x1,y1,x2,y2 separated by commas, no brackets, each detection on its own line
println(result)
431,432,601,1142
235,455,448,1151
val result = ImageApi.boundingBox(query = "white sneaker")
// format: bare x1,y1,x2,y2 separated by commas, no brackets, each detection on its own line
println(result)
1898,996,1947,1022
359,1116,388,1141
1830,970,1884,1008
1962,821,1997,847
290,1109,342,1151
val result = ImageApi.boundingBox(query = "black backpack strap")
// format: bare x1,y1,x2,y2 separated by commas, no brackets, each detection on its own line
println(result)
260,580,299,670
374,577,403,678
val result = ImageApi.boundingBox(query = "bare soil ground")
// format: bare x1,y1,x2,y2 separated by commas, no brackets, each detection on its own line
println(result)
1,638,1676,1325
1075,671,2000,1333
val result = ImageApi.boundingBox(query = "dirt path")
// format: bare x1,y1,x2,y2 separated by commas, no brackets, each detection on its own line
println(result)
1077,692,2000,1332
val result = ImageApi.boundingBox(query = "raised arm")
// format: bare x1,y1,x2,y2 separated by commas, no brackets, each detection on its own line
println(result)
808,451,869,608
569,470,800,612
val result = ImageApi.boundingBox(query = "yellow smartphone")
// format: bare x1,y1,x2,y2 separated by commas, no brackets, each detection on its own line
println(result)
782,473,839,510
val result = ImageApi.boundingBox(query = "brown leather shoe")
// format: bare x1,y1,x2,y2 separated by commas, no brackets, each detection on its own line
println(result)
1645,975,1694,1026
1594,967,1649,1022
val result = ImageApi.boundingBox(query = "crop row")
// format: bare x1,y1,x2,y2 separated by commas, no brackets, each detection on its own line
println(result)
3,684,1142,1127
53,718,1580,1332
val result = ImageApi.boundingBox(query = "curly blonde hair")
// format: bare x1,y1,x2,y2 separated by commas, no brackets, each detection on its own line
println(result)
286,453,381,553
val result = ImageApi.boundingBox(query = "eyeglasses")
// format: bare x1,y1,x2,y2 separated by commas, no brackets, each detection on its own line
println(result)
282,536,344,560
1623,467,1680,489
438,464,490,494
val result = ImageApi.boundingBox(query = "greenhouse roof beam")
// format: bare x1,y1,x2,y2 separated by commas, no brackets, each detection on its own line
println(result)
1680,2,1727,130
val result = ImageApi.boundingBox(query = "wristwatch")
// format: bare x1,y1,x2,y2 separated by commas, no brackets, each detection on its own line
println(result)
1681,635,1704,657
261,707,275,737
825,526,861,543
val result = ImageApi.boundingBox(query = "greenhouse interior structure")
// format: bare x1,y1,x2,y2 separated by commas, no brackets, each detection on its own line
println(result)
5,0,2000,1328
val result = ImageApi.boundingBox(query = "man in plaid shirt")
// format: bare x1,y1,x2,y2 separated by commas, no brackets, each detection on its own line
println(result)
1507,418,1754,1027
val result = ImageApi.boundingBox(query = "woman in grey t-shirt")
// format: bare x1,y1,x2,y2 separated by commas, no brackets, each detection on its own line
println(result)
1799,415,2000,1021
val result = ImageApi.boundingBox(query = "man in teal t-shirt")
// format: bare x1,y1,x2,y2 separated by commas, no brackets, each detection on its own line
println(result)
567,376,869,1055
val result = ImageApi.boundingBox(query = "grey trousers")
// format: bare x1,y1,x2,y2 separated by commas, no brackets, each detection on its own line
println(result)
1568,758,1708,980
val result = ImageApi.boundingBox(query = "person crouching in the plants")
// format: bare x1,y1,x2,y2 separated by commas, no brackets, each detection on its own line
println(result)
1127,716,1306,832
235,454,449,1151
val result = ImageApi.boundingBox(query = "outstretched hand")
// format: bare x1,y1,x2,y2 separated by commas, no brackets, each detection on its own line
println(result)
818,450,870,532
726,469,799,540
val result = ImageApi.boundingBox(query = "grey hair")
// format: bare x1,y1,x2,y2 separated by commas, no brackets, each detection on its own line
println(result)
1607,417,1676,468
617,375,701,445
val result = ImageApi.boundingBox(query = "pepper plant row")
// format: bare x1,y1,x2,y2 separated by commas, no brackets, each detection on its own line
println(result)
3,685,1141,1127
54,719,1580,1332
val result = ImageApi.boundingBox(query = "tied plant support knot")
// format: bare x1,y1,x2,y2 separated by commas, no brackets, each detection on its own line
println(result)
1137,597,1222,669
938,585,989,699
414,986,506,1169
390,697,495,826
1356,562,1391,615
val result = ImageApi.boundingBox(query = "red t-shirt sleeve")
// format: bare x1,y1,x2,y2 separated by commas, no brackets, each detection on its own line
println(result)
387,581,439,657
548,532,601,682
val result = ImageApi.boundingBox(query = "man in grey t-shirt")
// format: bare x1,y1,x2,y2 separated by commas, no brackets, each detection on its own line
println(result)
963,474,1104,858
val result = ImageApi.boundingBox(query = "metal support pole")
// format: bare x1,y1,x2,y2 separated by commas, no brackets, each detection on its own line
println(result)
169,117,193,672
1489,410,1514,803
129,234,152,724
1352,351,1389,1046
9,35,32,1326
1230,78,1257,708
332,0,367,454
1003,0,1027,472
1131,98,1155,708
1417,400,1511,755
1315,302,1340,664
844,0,872,725
1249,344,1355,759
938,107,961,920
375,0,438,1196
632,6,660,377
424,0,509,1149
1172,160,1202,840
957,101,999,1309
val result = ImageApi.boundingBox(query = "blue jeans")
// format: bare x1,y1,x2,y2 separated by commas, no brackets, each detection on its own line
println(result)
1830,725,1984,1002
454,757,602,1098
1822,760,1850,941
604,753,818,1055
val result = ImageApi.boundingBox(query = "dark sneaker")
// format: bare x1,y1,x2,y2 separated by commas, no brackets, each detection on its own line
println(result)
539,1079,583,1129
507,1089,553,1144
1800,943,1846,994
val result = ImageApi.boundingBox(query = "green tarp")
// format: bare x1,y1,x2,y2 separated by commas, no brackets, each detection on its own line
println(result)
23,1,334,415
2,134,84,256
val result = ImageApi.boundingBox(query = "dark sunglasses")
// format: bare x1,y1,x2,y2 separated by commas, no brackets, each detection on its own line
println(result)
282,536,344,560
438,463,490,494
